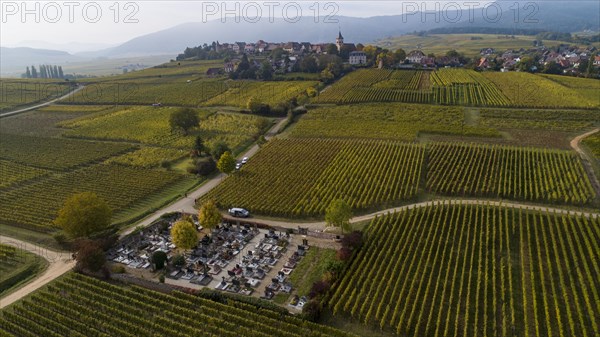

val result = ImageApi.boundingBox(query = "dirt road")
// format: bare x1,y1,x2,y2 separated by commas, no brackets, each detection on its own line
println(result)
0,236,75,309
570,128,600,197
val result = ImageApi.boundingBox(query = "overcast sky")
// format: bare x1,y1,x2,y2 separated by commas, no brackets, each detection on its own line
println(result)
1,1,493,51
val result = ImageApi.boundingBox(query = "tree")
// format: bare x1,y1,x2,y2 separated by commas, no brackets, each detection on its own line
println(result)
25,67,31,78
170,219,198,250
259,61,273,80
55,192,112,238
325,199,352,234
542,61,562,74
198,200,222,231
190,157,216,176
210,141,230,160
300,56,318,73
217,151,236,175
394,48,407,63
58,66,64,78
169,108,199,135
193,136,206,156
31,65,37,78
325,43,338,55
74,239,106,272
320,67,335,84
247,96,262,112
151,251,168,270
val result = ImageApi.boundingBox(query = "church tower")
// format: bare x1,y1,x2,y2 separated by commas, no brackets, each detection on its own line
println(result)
336,30,344,52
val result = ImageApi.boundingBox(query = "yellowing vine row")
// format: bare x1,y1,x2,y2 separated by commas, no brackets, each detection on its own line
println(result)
328,203,600,336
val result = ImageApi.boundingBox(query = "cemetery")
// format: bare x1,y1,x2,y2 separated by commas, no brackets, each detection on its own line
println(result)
108,213,310,303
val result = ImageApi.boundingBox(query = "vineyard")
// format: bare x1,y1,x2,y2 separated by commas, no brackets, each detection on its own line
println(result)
427,142,595,204
289,103,500,141
0,79,72,111
0,272,356,337
201,138,424,217
315,69,432,104
0,161,49,188
202,80,318,107
64,79,228,106
483,72,600,108
478,108,600,132
62,107,269,150
430,69,511,106
0,164,192,232
0,134,134,170
105,147,188,168
328,203,600,336
314,69,600,109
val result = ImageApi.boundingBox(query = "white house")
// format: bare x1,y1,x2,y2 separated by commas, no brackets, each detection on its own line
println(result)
349,51,367,65
407,50,425,64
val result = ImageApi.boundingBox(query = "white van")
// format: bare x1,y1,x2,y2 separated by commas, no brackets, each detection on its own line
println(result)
228,208,250,218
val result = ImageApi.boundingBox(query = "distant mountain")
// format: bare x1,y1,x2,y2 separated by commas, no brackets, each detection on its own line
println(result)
0,47,83,75
2,0,597,75
90,1,598,58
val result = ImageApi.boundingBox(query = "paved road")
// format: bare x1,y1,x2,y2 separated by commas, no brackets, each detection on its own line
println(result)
120,117,288,236
0,85,85,118
570,128,600,197
0,236,75,309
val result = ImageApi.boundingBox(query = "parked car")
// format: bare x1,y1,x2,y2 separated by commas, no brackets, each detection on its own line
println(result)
228,208,250,218
241,157,249,164
235,163,242,170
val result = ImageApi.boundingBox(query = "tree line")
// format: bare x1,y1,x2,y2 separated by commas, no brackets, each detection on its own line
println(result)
22,65,65,79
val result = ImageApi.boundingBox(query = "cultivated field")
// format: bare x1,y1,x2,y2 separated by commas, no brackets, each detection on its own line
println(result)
314,68,599,109
427,143,596,204
329,203,600,336
61,106,269,151
203,80,318,107
0,273,356,337
201,138,425,217
290,103,499,141
0,164,193,232
0,79,73,111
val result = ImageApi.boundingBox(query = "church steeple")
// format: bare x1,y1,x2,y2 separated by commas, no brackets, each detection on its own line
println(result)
336,29,344,52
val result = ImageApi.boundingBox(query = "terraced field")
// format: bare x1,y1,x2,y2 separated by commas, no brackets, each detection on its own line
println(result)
329,203,600,336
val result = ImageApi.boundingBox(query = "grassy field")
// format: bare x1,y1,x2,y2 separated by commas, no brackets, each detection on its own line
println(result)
0,244,47,297
328,203,600,336
375,34,573,56
0,272,356,337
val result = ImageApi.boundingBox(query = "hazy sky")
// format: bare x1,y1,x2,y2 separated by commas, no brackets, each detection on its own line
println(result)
1,1,493,50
